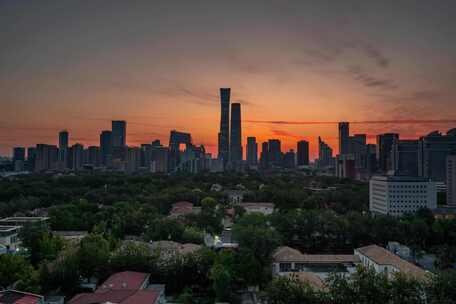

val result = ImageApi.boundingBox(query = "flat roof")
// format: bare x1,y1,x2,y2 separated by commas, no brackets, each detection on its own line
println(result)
370,175,431,182
0,225,21,232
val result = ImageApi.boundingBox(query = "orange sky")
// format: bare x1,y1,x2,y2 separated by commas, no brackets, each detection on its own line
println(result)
1,1,456,158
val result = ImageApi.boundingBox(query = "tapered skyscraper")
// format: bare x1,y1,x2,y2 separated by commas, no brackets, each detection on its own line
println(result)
218,88,230,162
230,103,242,162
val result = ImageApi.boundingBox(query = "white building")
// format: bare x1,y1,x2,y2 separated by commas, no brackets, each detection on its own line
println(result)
369,175,437,216
355,245,427,280
447,154,456,206
0,225,21,252
240,202,275,215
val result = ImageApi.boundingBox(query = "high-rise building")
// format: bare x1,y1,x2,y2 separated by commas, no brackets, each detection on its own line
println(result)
297,140,309,166
418,129,456,182
12,147,25,162
86,146,100,167
35,144,58,172
283,150,296,168
230,103,242,162
447,154,456,206
260,141,269,169
100,130,112,166
71,143,84,171
58,130,69,169
26,147,36,171
112,120,126,147
318,137,334,168
126,147,142,173
218,88,230,162
268,139,282,166
376,133,399,172
246,137,258,166
338,122,350,155
392,139,419,176
13,147,25,172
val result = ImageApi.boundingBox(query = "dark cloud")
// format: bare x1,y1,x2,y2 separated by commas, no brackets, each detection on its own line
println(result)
347,66,397,90
361,43,389,68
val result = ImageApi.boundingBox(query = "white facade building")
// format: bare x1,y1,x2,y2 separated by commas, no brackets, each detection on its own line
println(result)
0,225,21,252
369,175,437,216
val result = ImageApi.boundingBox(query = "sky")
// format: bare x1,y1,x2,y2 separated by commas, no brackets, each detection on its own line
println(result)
1,0,456,159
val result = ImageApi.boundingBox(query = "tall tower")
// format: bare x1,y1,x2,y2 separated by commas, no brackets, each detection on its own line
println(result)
230,103,242,162
246,137,258,166
58,130,69,167
112,120,126,147
338,122,350,155
297,140,309,166
100,130,112,166
218,88,230,162
376,133,399,172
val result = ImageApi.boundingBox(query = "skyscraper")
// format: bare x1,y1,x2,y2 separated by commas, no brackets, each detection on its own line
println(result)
318,137,333,168
71,143,84,171
218,88,230,162
260,141,269,169
112,120,126,147
230,103,242,162
392,139,419,176
100,130,112,166
268,139,282,166
283,150,296,168
13,147,25,171
376,133,399,172
297,140,309,166
338,122,350,155
246,137,258,166
58,130,69,168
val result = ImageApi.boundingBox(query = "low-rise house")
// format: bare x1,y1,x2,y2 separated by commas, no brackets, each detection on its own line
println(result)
0,216,49,227
168,201,201,218
354,244,427,280
0,225,21,252
272,246,359,281
239,202,275,215
68,271,165,304
0,290,44,304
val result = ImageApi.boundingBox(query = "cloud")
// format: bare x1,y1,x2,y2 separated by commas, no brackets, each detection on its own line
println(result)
347,66,397,90
361,43,389,68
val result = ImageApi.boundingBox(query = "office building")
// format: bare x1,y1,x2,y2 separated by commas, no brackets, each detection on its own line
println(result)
246,137,258,166
369,175,437,217
418,129,456,182
58,130,69,168
318,137,333,168
297,140,309,166
392,139,419,176
283,150,296,168
112,120,126,147
26,147,36,171
86,146,100,167
218,88,230,162
447,154,456,206
338,122,350,155
35,144,58,172
100,130,112,167
376,133,399,172
230,103,242,163
71,143,84,171
126,147,142,173
12,147,25,172
268,139,282,167
260,141,269,169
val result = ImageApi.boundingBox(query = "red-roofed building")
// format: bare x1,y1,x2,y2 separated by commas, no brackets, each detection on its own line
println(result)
68,271,164,304
0,290,44,304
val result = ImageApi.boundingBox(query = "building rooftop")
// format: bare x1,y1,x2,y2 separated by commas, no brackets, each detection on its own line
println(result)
0,225,20,232
356,245,427,279
282,272,325,290
273,246,359,264
370,175,432,182
97,271,149,292
0,290,43,304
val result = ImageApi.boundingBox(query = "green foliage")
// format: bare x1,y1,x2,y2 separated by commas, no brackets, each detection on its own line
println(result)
78,233,111,279
0,254,38,290
19,223,64,265
264,275,321,304
144,217,185,242
426,270,456,304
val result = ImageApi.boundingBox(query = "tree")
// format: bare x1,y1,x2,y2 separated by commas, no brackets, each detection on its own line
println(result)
264,275,321,304
426,270,456,304
144,217,185,242
78,233,110,279
0,254,36,290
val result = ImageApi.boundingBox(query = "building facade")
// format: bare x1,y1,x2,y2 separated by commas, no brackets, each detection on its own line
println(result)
447,154,456,206
297,140,309,166
376,133,399,172
218,88,231,162
246,136,258,167
369,175,437,216
229,103,242,163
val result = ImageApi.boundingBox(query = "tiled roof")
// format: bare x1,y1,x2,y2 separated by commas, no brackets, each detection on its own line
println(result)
0,290,43,304
356,245,427,279
273,246,359,263
96,271,149,292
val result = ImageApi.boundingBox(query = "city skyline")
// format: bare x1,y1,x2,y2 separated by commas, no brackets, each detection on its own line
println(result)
2,1,456,158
